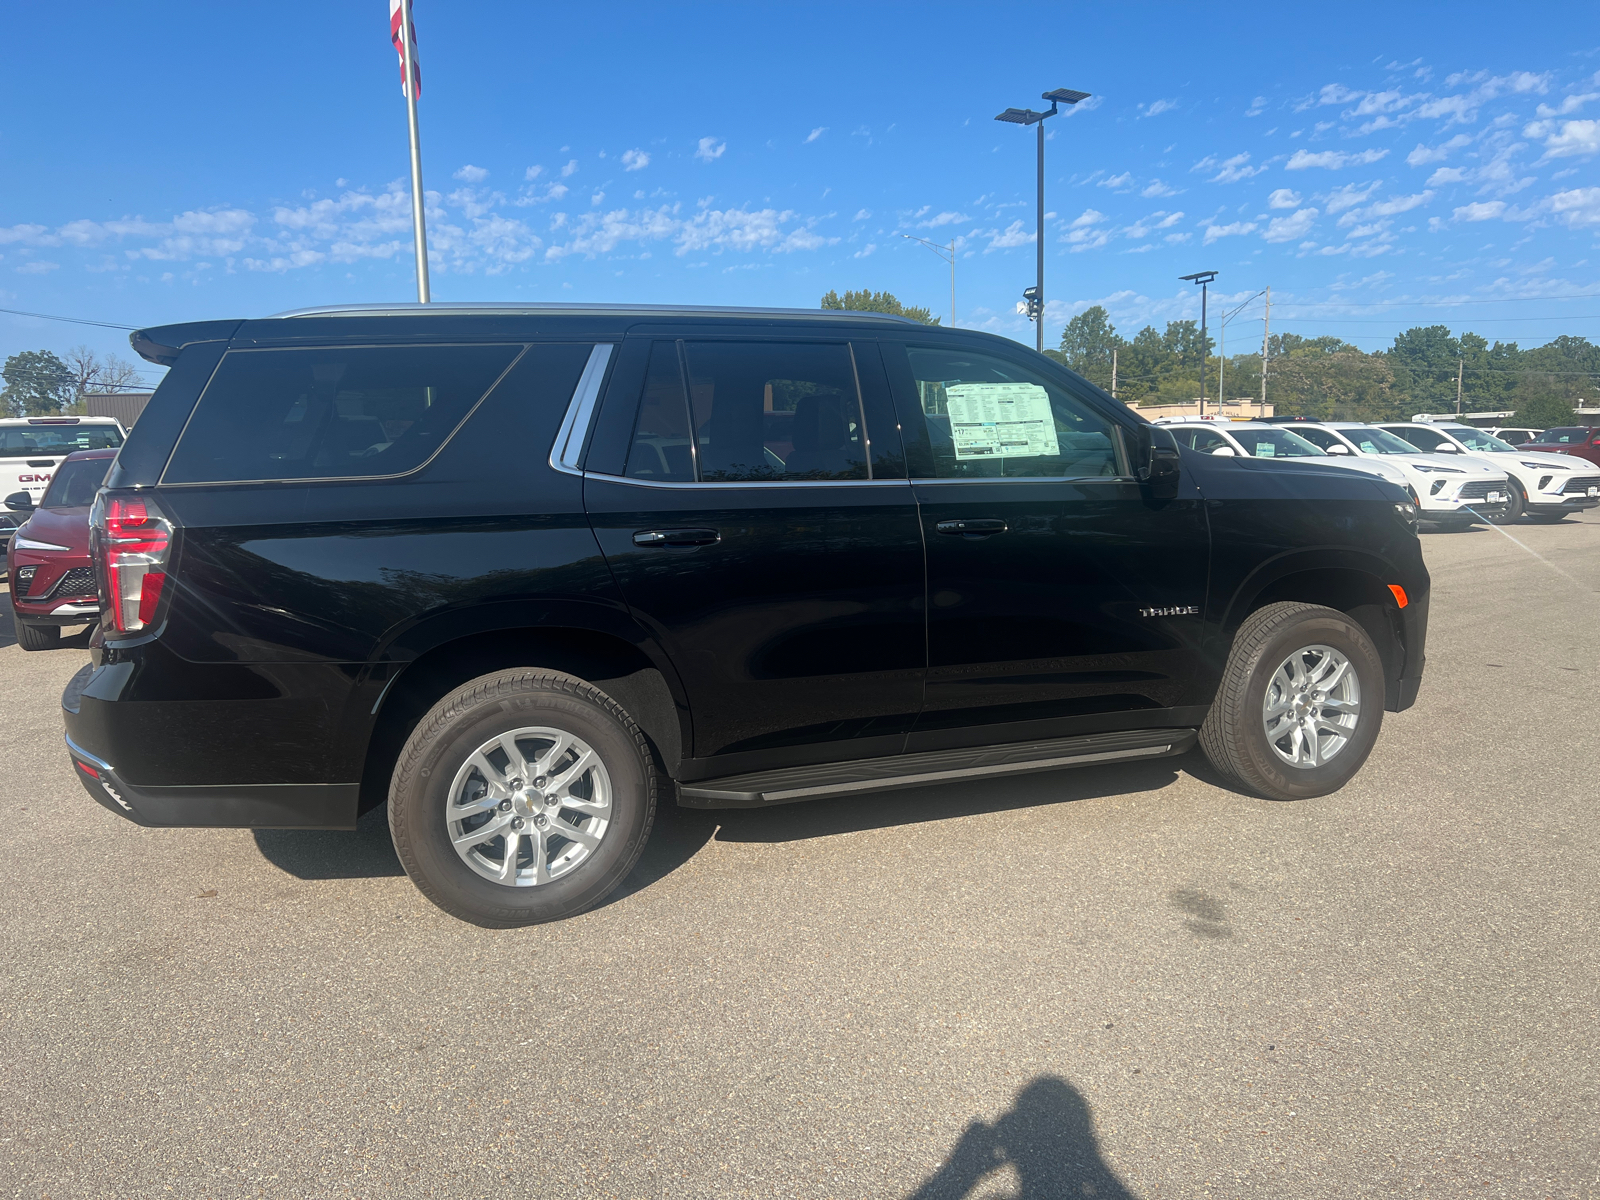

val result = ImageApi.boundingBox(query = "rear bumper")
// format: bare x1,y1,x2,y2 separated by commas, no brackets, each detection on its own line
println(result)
61,661,359,830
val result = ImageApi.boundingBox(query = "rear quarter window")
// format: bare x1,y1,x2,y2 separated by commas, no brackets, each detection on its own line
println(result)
162,344,522,484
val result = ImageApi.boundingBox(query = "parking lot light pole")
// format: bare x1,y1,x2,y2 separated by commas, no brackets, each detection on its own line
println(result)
995,87,1091,353
1180,271,1218,416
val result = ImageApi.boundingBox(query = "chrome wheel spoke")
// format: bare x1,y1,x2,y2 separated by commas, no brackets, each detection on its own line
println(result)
499,831,521,882
534,733,575,775
1321,696,1359,715
467,752,512,796
497,734,532,778
559,793,609,816
452,812,512,847
556,821,601,850
1263,643,1360,771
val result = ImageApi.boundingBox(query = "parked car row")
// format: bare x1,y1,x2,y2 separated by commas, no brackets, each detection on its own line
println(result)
1155,416,1599,529
5,448,114,650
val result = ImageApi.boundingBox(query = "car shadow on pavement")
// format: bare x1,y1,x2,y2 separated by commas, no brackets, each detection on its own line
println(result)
0,587,15,649
252,805,405,879
906,1075,1139,1199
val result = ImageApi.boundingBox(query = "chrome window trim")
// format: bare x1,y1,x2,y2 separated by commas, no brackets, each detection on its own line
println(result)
907,474,1132,485
550,343,616,477
588,470,915,489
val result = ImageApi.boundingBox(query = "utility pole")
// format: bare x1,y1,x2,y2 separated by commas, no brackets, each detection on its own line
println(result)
1456,358,1464,416
1260,285,1270,417
1217,288,1267,419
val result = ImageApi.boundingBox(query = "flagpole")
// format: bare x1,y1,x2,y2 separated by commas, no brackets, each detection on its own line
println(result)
399,0,430,303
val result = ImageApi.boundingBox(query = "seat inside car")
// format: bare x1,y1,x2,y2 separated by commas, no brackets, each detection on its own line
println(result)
784,390,852,476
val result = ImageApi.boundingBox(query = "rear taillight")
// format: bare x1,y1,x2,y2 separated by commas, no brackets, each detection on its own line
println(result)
91,492,175,635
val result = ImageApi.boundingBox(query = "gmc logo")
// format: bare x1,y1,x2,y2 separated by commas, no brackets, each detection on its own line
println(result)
17,474,51,483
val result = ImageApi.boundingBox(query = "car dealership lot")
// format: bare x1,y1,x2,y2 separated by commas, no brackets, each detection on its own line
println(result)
3,519,1597,1198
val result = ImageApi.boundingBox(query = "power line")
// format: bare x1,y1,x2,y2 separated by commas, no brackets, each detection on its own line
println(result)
0,306,138,331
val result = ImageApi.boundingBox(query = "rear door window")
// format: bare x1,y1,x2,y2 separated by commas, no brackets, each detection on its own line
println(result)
163,344,522,484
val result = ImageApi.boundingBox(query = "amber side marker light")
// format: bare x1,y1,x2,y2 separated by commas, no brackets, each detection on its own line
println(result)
1388,584,1409,609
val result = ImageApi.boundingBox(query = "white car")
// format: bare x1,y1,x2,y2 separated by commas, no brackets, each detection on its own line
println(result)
1379,421,1600,524
1486,426,1542,448
1157,418,1417,494
0,416,125,505
1278,421,1511,529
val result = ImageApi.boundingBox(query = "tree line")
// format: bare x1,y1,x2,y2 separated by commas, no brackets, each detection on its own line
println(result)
1051,305,1598,430
1,347,146,417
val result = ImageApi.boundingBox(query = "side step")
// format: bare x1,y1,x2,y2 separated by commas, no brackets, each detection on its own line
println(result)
677,728,1198,809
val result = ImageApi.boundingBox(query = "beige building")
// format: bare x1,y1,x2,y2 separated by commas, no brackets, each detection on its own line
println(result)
1128,398,1274,422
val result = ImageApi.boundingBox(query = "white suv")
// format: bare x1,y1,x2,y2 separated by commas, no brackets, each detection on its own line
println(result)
0,417,125,505
1379,421,1600,524
1282,422,1511,530
1157,418,1417,493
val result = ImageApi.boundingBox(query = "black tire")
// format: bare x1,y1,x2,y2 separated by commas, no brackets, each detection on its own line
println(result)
1199,602,1385,802
1525,511,1569,524
388,669,658,927
1488,484,1526,525
14,614,60,652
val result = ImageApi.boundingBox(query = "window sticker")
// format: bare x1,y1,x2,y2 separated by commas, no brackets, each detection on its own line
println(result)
944,382,1060,460
1254,441,1276,457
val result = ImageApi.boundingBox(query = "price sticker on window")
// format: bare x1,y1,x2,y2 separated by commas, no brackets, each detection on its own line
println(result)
944,383,1059,460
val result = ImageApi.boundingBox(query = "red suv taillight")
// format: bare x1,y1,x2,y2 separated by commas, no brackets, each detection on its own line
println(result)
91,492,175,635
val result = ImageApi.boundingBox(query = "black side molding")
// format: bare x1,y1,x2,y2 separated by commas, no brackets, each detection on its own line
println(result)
677,728,1197,808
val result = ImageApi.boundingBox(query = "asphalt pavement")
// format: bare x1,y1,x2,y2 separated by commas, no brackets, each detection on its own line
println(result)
2,513,1597,1199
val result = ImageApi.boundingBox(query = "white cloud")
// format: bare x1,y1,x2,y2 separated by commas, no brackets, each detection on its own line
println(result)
853,209,871,221
853,242,876,258
1245,96,1268,117
16,260,59,274
1535,93,1597,118
1365,191,1434,217
805,127,827,144
694,137,727,162
1139,99,1178,118
1264,207,1318,242
1426,166,1467,186
1550,187,1600,227
452,164,489,183
1267,188,1302,209
979,219,1035,251
560,160,579,177
1123,210,1184,239
1099,172,1133,190
1322,181,1381,213
1405,134,1473,166
524,165,543,181
918,211,969,228
1528,119,1600,160
1454,200,1506,221
620,149,650,172
1141,179,1179,198
1286,148,1390,170
1206,152,1268,183
1069,209,1105,229
0,224,51,245
1203,220,1258,243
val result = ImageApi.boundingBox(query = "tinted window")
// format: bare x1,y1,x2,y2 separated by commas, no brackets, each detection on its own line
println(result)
1538,427,1592,445
0,424,122,457
1342,427,1422,455
1447,428,1515,452
1496,429,1532,445
164,344,521,484
683,342,867,482
624,342,696,481
904,347,1118,479
1173,427,1231,453
1291,426,1341,451
40,457,110,507
1387,426,1449,451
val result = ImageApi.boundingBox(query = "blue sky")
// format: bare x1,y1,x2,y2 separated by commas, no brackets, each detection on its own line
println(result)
2,1,1597,389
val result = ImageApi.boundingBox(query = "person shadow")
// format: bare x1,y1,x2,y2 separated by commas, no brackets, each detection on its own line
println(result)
907,1076,1138,1200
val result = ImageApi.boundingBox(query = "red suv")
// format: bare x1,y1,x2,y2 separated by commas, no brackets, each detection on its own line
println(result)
6,448,114,650
1522,426,1600,468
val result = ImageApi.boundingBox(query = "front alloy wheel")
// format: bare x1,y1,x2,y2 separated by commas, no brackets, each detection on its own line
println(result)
1261,645,1360,768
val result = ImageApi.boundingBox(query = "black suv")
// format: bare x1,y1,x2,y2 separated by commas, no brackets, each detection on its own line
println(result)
63,304,1429,926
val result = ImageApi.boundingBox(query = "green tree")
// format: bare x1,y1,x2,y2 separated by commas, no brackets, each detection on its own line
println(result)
1057,306,1120,392
1,350,74,417
1384,325,1462,413
1511,393,1577,431
820,289,939,325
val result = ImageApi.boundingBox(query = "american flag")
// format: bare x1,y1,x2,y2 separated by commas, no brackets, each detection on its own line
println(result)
389,0,421,98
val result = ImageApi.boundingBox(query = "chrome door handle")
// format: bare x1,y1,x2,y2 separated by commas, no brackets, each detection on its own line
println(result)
936,519,1008,538
632,528,721,547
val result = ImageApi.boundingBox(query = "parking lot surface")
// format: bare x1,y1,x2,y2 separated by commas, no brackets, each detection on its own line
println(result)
3,515,1598,1199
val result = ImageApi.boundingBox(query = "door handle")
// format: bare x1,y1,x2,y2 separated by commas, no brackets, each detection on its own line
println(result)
936,519,1008,538
632,528,721,547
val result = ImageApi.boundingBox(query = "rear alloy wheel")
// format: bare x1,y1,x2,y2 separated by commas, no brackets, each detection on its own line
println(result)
1200,602,1385,801
388,669,658,927
1488,484,1526,525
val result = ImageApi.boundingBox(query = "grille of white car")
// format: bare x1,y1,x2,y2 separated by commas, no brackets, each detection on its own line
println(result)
1456,480,1504,501
1560,476,1600,494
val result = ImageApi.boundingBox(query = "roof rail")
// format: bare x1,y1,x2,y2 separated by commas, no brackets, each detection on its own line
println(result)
268,301,921,324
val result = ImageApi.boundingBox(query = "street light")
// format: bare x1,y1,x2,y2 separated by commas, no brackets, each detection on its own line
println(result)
995,86,1092,352
901,234,956,327
1179,270,1218,417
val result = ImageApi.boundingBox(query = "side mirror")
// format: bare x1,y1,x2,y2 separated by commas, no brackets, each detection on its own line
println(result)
1134,427,1181,498
4,491,33,512
1434,442,1458,452
1325,443,1350,455
1210,446,1237,456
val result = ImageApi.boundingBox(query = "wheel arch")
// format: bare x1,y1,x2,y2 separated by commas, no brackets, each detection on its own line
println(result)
353,609,690,815
1220,551,1409,711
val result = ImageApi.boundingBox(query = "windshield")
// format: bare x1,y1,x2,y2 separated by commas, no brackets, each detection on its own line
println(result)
1535,427,1592,445
1448,428,1516,453
39,457,111,508
0,424,123,457
1239,428,1326,458
1341,427,1424,455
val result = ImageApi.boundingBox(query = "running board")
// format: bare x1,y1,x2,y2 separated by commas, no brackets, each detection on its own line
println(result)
676,728,1198,809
